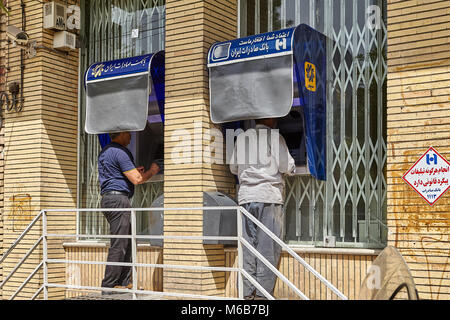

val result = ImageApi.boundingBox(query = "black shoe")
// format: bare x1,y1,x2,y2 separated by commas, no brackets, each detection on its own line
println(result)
243,289,256,300
254,295,268,300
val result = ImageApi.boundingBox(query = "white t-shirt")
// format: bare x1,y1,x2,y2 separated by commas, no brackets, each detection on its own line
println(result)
230,124,296,205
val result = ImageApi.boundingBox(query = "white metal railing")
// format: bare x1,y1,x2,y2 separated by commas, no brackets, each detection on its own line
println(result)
2,206,348,300
0,210,44,300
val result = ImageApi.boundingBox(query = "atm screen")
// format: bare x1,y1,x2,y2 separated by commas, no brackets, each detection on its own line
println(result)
127,96,164,174
277,108,307,167
224,114,307,169
137,87,164,173
135,121,164,172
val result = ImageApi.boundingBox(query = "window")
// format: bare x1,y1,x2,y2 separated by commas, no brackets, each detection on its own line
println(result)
239,0,387,248
78,0,165,239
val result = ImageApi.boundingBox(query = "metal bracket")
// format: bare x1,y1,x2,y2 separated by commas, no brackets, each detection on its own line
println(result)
323,236,336,248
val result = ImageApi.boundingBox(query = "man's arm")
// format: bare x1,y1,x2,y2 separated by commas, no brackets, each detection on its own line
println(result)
124,163,159,185
229,142,238,175
278,135,296,175
116,149,160,185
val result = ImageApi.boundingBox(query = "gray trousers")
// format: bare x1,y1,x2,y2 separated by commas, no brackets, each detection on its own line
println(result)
241,202,284,297
101,194,132,288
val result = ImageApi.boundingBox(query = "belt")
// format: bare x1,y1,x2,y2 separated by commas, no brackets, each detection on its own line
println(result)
103,191,131,198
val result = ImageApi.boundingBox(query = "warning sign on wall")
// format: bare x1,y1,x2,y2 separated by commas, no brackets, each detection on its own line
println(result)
402,147,450,206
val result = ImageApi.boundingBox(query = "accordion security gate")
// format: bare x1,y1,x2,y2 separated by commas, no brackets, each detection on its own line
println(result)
240,0,387,248
78,0,165,236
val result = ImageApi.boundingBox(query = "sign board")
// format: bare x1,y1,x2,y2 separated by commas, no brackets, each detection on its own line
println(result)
86,54,153,83
208,27,294,67
402,147,450,206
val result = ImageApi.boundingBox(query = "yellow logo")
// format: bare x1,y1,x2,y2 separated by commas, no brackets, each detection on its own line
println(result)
305,62,316,92
92,64,105,78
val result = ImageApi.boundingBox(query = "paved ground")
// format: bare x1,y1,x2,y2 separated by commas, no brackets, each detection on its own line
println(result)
66,292,167,300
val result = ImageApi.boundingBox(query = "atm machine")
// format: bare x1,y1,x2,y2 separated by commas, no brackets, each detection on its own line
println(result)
201,24,330,244
84,51,239,245
83,25,330,244
207,23,328,181
84,51,165,177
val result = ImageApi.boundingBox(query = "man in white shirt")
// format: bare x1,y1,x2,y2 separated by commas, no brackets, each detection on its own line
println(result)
230,118,295,300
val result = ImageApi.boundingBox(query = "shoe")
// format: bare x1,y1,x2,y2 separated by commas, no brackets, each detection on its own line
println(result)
114,284,132,290
243,289,255,300
254,295,268,300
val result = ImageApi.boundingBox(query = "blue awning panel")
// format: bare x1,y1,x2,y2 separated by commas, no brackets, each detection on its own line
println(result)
207,24,327,181
85,51,165,134
98,133,111,149
149,51,165,124
293,24,327,181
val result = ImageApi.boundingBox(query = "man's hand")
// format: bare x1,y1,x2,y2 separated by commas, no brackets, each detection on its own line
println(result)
137,166,145,174
124,163,160,185
149,163,160,176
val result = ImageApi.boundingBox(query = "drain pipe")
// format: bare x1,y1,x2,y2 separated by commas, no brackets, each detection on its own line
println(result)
18,0,25,112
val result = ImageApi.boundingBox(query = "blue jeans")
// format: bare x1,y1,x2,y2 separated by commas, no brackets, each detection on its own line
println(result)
241,202,284,297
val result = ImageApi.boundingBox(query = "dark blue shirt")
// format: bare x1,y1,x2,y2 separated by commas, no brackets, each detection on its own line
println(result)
98,142,136,197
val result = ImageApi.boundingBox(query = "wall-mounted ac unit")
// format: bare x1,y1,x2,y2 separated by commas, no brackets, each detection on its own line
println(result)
53,31,76,51
44,1,67,31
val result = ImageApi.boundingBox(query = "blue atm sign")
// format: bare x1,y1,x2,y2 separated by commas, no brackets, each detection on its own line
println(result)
86,54,153,82
208,27,294,67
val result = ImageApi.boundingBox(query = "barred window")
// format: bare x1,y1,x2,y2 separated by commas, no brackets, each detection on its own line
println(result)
78,0,165,239
239,0,388,248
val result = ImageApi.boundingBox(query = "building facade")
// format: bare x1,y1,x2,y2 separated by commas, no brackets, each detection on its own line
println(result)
0,0,448,300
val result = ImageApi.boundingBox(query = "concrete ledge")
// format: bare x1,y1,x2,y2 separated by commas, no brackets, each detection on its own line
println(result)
64,242,381,256
225,246,381,256
63,242,161,250
63,242,108,248
286,246,382,256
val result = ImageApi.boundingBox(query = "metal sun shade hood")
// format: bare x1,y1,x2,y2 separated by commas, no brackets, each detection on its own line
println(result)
207,24,327,180
84,51,165,135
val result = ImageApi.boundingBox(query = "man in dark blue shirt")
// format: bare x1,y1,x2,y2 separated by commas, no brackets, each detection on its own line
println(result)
98,131,159,292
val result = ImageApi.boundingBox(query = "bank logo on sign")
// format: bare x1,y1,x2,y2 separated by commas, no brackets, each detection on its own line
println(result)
305,62,316,92
211,43,231,62
402,147,450,206
276,38,287,50
426,153,437,165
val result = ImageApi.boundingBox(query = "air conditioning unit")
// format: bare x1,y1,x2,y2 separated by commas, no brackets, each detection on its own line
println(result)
53,31,76,51
43,1,67,31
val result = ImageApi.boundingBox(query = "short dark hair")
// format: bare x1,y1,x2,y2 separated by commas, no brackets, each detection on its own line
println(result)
109,132,121,140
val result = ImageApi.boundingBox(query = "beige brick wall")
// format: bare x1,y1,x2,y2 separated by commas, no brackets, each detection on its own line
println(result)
387,0,450,300
163,0,237,296
1,0,78,299
0,5,6,300
0,0,446,301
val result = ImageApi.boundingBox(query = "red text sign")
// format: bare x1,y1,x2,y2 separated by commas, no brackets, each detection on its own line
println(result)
402,147,450,206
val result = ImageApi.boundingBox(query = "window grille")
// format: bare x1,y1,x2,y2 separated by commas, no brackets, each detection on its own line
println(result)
78,0,165,239
239,0,387,248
